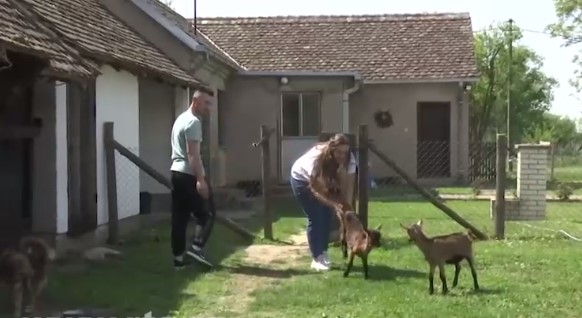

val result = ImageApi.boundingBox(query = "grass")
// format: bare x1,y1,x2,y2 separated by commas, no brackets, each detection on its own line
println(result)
247,199,582,318
8,195,582,318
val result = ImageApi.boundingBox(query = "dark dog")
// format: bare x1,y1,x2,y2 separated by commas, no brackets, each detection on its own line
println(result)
0,236,55,317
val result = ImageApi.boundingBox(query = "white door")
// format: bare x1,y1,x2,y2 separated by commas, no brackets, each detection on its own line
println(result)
280,92,321,182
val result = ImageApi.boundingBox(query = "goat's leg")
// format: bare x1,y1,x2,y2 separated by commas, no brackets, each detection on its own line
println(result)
341,239,348,259
438,263,448,295
428,265,435,295
452,262,462,288
362,254,369,280
466,257,480,291
343,251,355,278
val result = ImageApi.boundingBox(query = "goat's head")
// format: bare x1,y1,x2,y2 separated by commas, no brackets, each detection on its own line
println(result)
400,219,424,242
366,224,383,248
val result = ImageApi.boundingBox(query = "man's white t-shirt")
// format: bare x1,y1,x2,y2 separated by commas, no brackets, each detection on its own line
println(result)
290,145,357,182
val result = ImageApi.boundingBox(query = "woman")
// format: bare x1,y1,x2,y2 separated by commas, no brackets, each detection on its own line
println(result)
290,134,357,271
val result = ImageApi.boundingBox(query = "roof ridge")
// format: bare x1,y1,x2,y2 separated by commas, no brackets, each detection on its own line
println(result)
198,12,470,25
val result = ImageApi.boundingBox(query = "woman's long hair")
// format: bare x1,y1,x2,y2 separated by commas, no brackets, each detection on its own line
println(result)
309,134,351,201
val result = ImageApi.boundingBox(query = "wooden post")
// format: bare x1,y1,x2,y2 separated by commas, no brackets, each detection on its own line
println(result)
357,124,369,228
260,124,273,240
495,134,507,239
103,122,119,245
276,118,282,184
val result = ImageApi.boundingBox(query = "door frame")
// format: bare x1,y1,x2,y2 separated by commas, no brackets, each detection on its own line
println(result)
416,101,452,178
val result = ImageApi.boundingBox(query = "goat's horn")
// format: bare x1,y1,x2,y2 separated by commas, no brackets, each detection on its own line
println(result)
375,224,383,230
400,223,407,229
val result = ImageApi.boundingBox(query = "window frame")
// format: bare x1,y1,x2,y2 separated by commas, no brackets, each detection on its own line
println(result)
280,91,322,137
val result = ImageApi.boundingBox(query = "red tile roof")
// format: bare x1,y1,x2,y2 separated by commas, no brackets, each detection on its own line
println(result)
197,13,479,81
0,0,97,79
24,0,206,87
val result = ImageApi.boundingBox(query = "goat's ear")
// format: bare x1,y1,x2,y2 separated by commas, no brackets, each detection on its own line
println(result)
375,224,383,231
400,223,407,229
416,219,423,226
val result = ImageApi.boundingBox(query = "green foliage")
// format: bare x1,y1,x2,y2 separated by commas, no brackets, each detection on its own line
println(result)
547,0,582,92
470,22,558,145
524,113,580,146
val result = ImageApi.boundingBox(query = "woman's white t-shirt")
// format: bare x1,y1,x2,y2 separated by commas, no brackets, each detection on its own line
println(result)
290,145,357,182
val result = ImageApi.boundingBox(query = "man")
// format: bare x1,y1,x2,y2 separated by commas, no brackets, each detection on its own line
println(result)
170,89,216,269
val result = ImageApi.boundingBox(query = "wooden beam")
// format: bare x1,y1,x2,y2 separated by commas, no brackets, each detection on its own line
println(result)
0,125,41,140
367,140,488,240
111,135,258,242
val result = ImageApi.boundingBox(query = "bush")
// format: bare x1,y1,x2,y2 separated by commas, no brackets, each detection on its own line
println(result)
554,183,574,201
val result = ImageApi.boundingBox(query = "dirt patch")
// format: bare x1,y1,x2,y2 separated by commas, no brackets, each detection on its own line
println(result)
217,237,312,315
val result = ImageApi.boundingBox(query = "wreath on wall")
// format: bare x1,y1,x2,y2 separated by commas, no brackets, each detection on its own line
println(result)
373,109,394,129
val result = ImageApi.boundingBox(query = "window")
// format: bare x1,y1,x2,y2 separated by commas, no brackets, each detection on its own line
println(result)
281,92,321,137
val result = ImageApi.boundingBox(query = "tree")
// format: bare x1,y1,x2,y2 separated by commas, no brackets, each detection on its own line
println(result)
470,22,558,146
547,0,582,92
525,113,579,147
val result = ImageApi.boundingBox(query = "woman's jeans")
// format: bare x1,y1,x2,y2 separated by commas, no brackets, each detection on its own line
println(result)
290,177,332,259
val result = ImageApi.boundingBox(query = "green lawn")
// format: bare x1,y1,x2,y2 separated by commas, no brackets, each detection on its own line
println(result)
14,197,582,318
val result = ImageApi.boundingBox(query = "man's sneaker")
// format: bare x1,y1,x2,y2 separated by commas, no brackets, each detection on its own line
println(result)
310,258,330,272
322,251,331,266
186,245,213,268
173,256,190,270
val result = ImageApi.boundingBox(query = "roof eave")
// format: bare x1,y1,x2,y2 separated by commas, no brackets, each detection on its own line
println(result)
363,77,480,84
240,70,362,80
129,0,206,52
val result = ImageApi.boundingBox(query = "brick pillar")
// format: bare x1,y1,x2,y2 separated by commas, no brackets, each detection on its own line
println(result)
516,144,550,220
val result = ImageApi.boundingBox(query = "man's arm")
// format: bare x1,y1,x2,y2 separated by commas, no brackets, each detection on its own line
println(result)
184,119,205,180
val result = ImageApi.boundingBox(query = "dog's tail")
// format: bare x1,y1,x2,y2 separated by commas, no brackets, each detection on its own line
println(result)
19,237,56,266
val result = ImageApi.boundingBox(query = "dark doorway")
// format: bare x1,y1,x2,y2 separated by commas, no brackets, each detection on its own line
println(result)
0,51,44,248
417,102,451,178
67,81,98,236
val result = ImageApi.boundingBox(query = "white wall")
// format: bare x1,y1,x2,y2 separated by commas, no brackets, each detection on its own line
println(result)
96,65,140,225
174,86,189,118
55,82,68,233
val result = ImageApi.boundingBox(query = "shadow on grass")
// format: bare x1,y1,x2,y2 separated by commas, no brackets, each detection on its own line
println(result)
220,263,315,279
337,264,425,281
382,236,413,251
25,208,278,318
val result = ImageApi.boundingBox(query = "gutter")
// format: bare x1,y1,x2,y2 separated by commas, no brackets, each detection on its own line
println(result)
240,70,360,77
364,77,480,84
342,78,362,133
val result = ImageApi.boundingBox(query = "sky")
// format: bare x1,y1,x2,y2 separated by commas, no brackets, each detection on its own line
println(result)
172,0,581,121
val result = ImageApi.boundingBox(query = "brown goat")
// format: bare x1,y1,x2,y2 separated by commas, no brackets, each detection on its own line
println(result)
307,178,383,279
401,219,480,294
338,209,383,279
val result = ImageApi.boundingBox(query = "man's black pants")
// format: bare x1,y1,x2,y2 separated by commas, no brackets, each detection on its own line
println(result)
170,171,216,257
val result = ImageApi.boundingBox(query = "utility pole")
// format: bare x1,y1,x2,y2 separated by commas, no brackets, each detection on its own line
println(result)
507,18,514,172
193,0,197,35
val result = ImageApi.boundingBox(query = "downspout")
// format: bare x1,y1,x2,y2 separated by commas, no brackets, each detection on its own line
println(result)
342,76,362,133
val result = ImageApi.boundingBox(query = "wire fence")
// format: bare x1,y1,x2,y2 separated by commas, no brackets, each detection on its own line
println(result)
367,140,494,232
113,145,181,219
361,137,582,241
